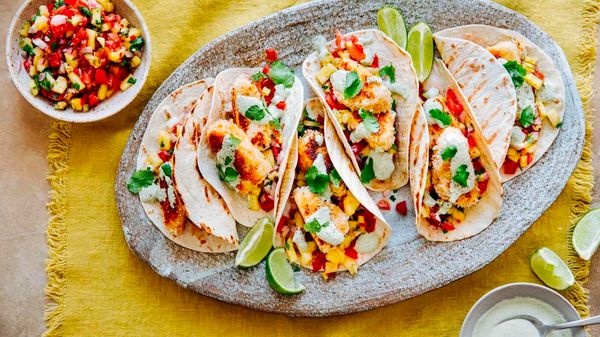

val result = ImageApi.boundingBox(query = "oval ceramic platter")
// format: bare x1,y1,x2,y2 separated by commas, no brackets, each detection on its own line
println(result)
115,0,584,316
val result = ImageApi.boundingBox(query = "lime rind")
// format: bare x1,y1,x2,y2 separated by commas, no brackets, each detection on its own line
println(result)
235,217,274,268
572,209,600,260
377,7,407,49
266,248,305,295
530,247,575,291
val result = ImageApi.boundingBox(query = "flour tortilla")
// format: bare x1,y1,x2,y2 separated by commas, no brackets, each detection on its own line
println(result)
137,80,238,252
303,29,420,191
433,35,517,169
412,60,503,241
274,98,392,270
172,86,239,249
197,68,304,227
436,25,566,181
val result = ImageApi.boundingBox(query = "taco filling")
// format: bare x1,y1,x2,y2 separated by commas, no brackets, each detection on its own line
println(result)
310,31,407,185
420,88,490,233
205,50,295,213
277,111,383,280
486,39,563,175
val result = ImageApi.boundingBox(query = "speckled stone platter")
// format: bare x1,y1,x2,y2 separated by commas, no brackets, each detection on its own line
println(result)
115,0,585,316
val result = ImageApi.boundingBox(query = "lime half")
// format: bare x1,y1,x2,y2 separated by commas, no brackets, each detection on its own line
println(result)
235,217,274,268
266,248,305,295
377,7,407,49
573,208,600,260
530,247,575,290
406,22,434,82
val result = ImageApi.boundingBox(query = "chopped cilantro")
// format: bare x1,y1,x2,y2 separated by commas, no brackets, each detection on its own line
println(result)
441,146,457,161
251,72,266,82
452,164,470,187
503,61,526,88
269,118,282,130
37,73,52,91
130,37,145,52
72,83,81,90
304,218,329,234
51,41,58,52
127,168,155,193
160,163,172,177
359,109,379,133
305,165,330,194
519,106,535,128
22,44,34,56
245,105,267,121
379,65,396,83
218,165,239,183
556,121,563,128
360,157,375,183
343,71,363,99
268,60,295,88
53,0,64,10
79,6,92,17
329,169,342,187
224,156,233,165
322,84,330,90
290,263,301,272
297,122,305,136
127,77,137,84
389,195,396,202
429,109,452,127
228,135,241,147
120,60,129,68
391,99,396,111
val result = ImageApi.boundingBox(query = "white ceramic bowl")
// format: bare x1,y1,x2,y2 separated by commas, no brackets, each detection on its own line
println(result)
460,283,586,337
5,0,151,123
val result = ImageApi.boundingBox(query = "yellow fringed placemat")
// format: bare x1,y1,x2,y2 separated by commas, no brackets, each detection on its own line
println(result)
45,1,597,336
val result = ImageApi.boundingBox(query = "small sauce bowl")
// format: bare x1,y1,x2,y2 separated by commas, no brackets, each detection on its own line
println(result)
460,283,586,337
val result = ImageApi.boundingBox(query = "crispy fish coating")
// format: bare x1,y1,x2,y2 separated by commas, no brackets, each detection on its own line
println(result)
487,39,522,61
206,119,273,194
346,109,396,151
293,186,350,235
297,129,328,171
231,75,273,151
334,59,393,114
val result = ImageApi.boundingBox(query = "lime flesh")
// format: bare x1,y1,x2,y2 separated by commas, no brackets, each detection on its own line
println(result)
573,208,600,260
377,7,407,49
406,22,434,82
266,248,305,295
530,247,575,290
235,217,274,268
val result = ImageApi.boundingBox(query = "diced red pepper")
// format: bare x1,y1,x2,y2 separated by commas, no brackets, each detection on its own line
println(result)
256,77,275,105
445,89,464,115
275,101,286,110
377,199,391,211
80,68,93,86
533,69,545,80
344,247,358,259
265,48,278,62
276,215,288,233
478,179,489,194
467,135,476,149
107,74,120,91
271,140,281,163
259,193,275,212
312,251,327,272
440,222,456,232
527,153,534,165
371,53,379,68
396,200,408,216
503,159,519,175
324,91,346,110
23,59,31,73
64,0,77,6
94,68,107,85
157,151,172,163
428,205,441,226
335,30,344,50
472,159,484,173
88,93,99,108
261,64,270,75
346,42,366,61
363,209,377,233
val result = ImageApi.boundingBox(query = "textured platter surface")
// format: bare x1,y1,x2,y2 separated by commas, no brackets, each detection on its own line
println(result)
115,0,585,316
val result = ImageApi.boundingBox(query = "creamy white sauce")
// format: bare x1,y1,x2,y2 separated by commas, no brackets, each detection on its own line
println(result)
423,191,437,207
349,122,372,143
473,297,572,337
361,47,375,66
423,97,446,127
536,80,559,103
313,153,328,175
367,151,395,180
139,184,166,203
292,229,308,251
236,95,272,125
383,79,408,99
315,133,324,146
516,83,537,117
305,104,319,120
367,76,382,84
435,127,475,202
312,35,329,60
305,206,344,245
216,135,241,189
354,232,380,254
510,126,527,149
423,87,439,99
330,70,349,94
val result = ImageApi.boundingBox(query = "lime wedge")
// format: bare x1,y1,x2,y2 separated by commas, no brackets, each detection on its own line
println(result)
573,208,600,260
406,22,434,82
530,247,575,290
377,7,407,49
266,248,305,295
235,217,274,268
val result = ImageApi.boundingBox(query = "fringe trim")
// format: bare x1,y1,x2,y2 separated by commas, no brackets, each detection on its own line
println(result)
44,121,72,337
563,0,600,320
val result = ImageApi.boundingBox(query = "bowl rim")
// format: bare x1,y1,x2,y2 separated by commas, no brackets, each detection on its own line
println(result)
460,282,584,337
5,0,152,123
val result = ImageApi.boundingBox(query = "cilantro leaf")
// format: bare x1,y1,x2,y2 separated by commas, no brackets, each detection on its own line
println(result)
245,105,267,121
269,118,282,130
304,218,329,234
53,0,64,10
290,263,301,272
379,65,396,83
251,72,266,82
391,99,396,111
130,37,145,52
429,109,452,127
359,109,379,133
127,168,155,193
268,60,295,88
343,71,363,99
441,146,457,161
452,164,470,187
305,165,330,194
160,163,172,177
79,6,92,17
519,106,535,128
503,61,526,89
360,157,375,183
329,169,342,187
127,77,137,84
218,165,239,183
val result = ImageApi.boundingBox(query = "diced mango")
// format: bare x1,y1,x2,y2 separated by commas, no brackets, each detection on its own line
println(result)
130,55,141,68
145,152,163,169
98,84,108,100
86,29,97,50
91,8,103,27
507,147,520,162
343,193,361,216
294,211,303,228
128,28,141,40
263,149,275,167
545,108,562,128
120,75,136,91
67,72,85,92
519,155,529,169
157,129,171,150
247,194,259,211
348,220,359,231
315,63,338,85
326,248,345,264
70,98,83,111
108,50,122,62
469,146,481,159
97,0,114,12
39,5,49,17
96,36,106,48
450,208,465,222
33,16,49,33
84,54,101,68
324,261,339,274
51,76,67,94
19,22,31,37
29,79,39,96
286,245,298,263
343,260,358,275
524,56,537,65
524,73,543,90
299,252,312,266
65,53,78,68
53,101,67,110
